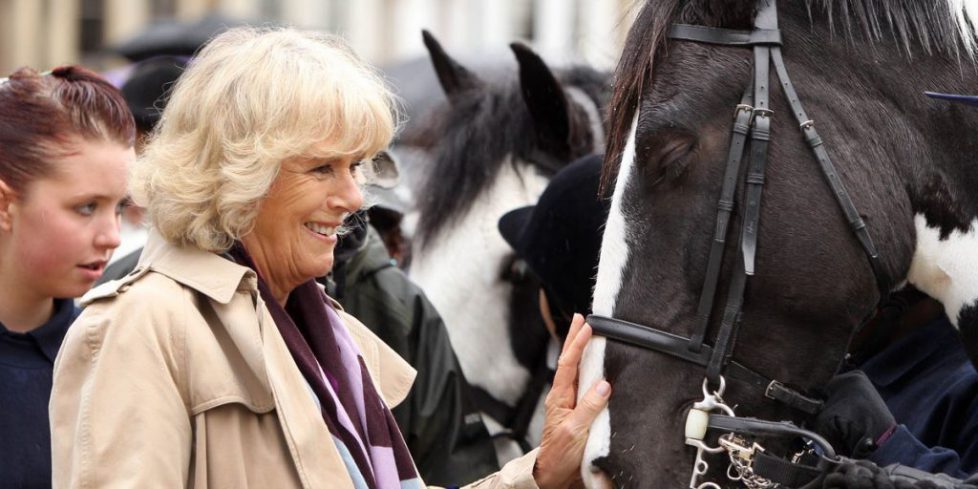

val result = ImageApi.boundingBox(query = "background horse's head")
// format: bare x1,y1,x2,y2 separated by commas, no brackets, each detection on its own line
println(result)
407,32,609,460
580,1,978,486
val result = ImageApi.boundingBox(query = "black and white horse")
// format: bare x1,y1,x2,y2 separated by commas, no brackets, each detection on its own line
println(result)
579,0,978,487
407,32,609,461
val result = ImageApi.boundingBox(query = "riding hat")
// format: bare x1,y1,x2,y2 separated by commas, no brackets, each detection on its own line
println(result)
121,56,187,133
498,154,609,327
925,91,978,107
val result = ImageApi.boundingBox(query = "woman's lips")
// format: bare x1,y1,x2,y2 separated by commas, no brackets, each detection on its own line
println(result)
77,260,107,280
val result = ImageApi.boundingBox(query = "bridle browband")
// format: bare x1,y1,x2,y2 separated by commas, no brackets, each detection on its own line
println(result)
588,0,889,487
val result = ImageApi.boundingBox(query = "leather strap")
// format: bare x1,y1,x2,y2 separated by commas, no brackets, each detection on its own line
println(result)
770,47,889,296
705,0,778,385
708,414,837,458
669,24,782,46
470,356,554,454
588,315,823,414
688,83,754,353
753,451,824,486
707,414,841,485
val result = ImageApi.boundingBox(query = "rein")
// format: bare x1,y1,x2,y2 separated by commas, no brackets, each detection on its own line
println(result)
589,0,890,486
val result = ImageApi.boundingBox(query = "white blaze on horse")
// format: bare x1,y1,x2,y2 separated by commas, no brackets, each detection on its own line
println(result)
579,0,978,487
407,32,609,462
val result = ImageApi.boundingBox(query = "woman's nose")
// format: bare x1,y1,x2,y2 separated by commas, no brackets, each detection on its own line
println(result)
327,169,364,213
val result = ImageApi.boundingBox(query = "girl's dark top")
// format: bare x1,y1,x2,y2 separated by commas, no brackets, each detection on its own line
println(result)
0,299,80,489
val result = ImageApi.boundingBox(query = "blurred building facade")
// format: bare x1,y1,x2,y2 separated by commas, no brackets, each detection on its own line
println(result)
0,0,638,73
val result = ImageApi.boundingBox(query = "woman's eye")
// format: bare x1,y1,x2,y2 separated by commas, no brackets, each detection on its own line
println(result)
76,202,97,216
313,164,333,175
115,200,131,216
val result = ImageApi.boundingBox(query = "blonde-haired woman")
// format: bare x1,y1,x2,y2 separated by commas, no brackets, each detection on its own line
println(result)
50,27,610,489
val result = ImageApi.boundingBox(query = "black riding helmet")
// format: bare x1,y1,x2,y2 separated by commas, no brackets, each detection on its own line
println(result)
498,154,609,338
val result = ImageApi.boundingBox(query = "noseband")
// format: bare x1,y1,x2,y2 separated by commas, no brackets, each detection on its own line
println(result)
589,0,889,487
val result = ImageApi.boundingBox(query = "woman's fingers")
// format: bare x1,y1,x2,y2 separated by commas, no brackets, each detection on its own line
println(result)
550,321,593,408
562,313,586,356
570,380,611,431
534,338,612,489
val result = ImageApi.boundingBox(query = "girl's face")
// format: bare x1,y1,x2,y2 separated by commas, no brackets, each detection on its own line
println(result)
0,139,133,299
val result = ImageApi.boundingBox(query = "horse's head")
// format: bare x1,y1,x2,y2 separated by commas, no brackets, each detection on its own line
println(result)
581,0,978,487
408,31,610,457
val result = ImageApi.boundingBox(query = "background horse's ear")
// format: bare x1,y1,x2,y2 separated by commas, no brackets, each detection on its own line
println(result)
510,42,572,161
368,150,400,188
422,30,483,102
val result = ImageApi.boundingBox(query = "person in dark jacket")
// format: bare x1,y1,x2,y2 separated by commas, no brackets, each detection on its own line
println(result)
815,294,978,480
0,66,134,488
324,212,500,486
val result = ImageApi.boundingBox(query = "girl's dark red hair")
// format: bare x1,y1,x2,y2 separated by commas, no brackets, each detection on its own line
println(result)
0,65,135,192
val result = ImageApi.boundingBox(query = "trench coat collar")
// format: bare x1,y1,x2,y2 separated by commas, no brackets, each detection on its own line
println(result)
138,229,255,304
135,228,416,409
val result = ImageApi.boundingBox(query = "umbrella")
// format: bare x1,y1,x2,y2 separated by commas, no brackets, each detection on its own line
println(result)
112,13,257,62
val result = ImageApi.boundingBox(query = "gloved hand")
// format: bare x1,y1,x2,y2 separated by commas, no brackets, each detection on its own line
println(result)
813,370,897,458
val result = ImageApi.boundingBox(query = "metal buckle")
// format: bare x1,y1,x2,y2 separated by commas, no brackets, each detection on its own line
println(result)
800,119,815,129
719,435,762,461
764,380,782,400
734,104,754,119
752,108,774,118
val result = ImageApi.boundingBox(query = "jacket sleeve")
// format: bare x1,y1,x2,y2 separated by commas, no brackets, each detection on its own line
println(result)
869,425,972,479
459,449,540,489
50,292,192,488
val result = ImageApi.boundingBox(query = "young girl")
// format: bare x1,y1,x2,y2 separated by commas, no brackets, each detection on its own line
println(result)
0,66,134,487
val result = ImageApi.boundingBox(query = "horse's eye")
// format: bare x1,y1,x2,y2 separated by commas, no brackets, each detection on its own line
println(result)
639,131,696,186
658,138,695,169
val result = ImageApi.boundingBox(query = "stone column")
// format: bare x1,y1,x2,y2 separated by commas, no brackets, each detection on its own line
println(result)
281,0,330,29
104,0,150,46
2,0,44,72
533,0,574,63
45,0,81,66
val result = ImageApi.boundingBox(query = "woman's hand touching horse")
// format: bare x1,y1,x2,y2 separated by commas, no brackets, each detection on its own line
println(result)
533,314,612,489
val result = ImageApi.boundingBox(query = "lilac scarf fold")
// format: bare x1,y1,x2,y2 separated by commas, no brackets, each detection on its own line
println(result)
229,246,420,489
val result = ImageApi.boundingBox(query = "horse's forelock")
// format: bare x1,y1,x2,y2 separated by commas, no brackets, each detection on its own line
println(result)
600,1,680,196
600,0,977,197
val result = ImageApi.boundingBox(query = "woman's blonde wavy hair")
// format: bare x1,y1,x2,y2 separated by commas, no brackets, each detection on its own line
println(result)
132,26,397,252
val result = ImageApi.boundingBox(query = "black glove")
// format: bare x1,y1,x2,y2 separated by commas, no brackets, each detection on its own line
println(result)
813,370,897,458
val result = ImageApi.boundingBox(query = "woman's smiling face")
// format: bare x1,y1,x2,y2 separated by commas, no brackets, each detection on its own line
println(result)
0,138,133,299
241,152,364,303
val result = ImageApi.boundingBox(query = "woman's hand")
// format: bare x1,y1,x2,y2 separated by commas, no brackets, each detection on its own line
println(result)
533,314,611,489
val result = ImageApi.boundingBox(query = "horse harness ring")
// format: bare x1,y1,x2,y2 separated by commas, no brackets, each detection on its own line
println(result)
588,0,890,487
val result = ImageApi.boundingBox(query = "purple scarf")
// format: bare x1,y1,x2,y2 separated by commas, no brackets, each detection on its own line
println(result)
229,247,420,489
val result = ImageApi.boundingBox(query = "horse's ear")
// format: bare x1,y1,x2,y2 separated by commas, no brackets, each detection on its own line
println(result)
511,42,571,160
422,30,483,101
369,150,400,188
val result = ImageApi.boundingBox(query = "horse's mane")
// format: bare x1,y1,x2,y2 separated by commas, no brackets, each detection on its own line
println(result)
600,0,978,192
414,66,607,248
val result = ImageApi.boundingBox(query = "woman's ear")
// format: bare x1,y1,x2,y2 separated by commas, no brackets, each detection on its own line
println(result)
0,179,17,232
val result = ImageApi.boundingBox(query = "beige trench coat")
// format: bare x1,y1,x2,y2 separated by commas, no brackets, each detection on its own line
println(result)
50,230,538,489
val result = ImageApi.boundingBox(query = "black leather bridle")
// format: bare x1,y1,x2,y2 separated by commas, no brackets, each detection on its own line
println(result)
588,0,889,486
